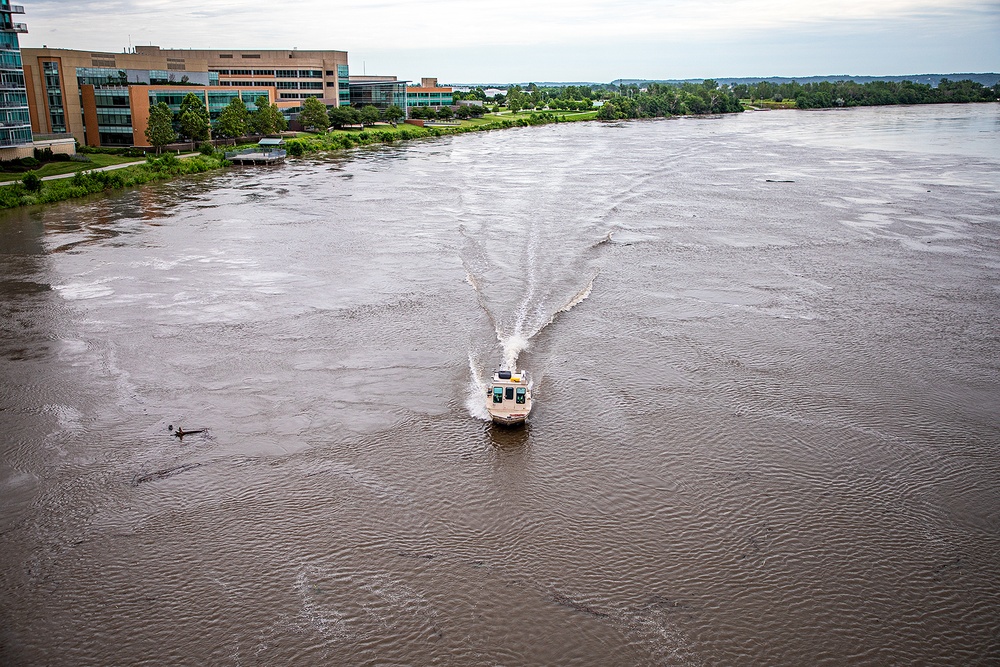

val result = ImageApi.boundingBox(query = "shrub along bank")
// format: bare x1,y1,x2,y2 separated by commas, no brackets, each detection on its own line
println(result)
0,153,226,210
281,114,563,157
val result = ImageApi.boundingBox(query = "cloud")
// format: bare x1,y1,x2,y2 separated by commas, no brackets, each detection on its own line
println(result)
18,0,1000,79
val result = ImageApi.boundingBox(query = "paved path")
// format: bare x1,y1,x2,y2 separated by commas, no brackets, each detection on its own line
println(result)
0,152,204,184
36,152,201,182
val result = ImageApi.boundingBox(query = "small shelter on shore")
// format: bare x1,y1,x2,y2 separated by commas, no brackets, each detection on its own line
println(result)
225,137,287,165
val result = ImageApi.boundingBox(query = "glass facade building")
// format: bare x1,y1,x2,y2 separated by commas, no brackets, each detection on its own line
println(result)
406,89,453,107
0,0,32,147
91,87,131,145
337,65,349,106
348,80,406,113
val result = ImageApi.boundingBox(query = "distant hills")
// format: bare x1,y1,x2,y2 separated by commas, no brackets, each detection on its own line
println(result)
450,74,1000,89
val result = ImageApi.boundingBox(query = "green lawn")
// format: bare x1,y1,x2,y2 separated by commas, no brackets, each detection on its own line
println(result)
0,154,144,182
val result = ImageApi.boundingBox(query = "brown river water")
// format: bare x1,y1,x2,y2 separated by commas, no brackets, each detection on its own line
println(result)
1,104,999,666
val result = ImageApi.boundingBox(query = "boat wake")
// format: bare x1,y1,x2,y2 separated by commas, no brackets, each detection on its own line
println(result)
460,219,607,420
498,272,597,369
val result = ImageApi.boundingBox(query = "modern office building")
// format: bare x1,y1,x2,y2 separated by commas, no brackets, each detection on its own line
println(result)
84,84,275,147
347,75,408,114
0,0,33,150
405,77,453,109
20,46,348,147
133,46,349,106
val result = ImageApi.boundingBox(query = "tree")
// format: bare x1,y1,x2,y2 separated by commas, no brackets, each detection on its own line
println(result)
597,101,618,120
21,171,41,193
359,104,381,127
251,96,287,136
455,105,472,119
178,92,210,141
383,104,404,126
145,101,176,153
216,96,250,141
506,86,525,113
298,97,330,132
328,105,360,129
437,106,454,120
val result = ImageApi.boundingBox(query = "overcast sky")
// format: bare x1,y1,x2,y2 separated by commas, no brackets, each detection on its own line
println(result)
20,0,1000,83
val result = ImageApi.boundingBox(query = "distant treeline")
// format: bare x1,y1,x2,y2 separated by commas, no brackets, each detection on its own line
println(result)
457,77,998,114
732,78,998,108
456,80,745,117
596,81,744,118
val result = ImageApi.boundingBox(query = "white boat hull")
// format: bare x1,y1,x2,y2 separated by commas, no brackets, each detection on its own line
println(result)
490,411,529,426
486,369,532,426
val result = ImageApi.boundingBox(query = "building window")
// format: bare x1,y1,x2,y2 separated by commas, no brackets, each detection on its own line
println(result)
219,54,233,59
241,54,261,59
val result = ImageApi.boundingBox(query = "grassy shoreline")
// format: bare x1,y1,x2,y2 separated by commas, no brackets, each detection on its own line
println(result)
0,111,598,210
0,153,227,209
0,153,145,183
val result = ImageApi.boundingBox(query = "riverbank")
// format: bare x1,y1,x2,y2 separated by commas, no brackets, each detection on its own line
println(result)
0,111,599,210
285,111,598,156
0,153,227,209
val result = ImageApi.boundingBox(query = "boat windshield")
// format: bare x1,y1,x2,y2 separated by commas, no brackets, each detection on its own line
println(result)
492,387,503,403
505,387,514,400
516,387,526,404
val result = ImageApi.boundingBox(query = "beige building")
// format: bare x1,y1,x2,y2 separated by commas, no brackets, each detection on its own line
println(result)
21,46,349,147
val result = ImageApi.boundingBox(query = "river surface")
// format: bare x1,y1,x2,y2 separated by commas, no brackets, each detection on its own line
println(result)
2,103,999,666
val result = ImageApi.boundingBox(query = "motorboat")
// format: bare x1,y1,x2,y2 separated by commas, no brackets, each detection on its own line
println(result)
486,369,532,425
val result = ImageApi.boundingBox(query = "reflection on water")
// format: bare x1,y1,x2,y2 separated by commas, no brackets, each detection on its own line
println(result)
1,104,999,666
487,422,532,452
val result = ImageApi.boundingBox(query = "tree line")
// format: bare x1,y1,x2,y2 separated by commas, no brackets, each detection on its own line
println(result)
455,80,744,117
144,93,288,150
732,78,999,108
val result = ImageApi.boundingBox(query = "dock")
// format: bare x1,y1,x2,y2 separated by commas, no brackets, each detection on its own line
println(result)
224,148,286,165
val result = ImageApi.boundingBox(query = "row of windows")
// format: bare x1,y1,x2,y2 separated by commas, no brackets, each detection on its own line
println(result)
93,93,129,107
77,67,126,87
0,108,29,125
99,131,132,146
0,126,33,146
92,106,130,116
96,112,131,126
279,92,323,99
0,71,25,87
0,90,27,108
0,51,21,69
213,69,322,78
492,386,527,404
217,80,324,90
0,32,19,49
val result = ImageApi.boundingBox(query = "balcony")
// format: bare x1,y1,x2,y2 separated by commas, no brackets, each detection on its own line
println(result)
0,22,27,32
0,5,25,14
